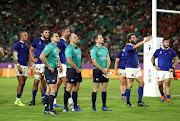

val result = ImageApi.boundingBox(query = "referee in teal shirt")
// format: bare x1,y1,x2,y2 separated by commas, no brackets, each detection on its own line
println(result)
91,34,112,111
40,32,60,115
63,33,84,112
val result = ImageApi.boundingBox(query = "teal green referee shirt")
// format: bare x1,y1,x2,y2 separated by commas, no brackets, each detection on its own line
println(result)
90,45,109,69
42,42,59,68
65,44,82,69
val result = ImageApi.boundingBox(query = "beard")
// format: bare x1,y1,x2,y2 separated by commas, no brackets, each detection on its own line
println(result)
131,41,136,44
164,45,169,48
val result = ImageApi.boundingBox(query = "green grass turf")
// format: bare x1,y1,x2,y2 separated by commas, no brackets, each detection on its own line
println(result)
0,77,180,121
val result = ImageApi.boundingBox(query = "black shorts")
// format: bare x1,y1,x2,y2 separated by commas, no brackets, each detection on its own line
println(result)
44,67,58,84
66,68,82,84
93,69,109,83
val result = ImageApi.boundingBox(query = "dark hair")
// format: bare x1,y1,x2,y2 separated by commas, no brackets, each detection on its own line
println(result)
41,27,49,33
67,33,72,41
93,34,101,41
122,42,127,49
127,33,135,41
60,27,69,36
49,32,57,40
163,38,170,42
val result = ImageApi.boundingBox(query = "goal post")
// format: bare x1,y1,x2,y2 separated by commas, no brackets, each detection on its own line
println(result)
143,0,180,97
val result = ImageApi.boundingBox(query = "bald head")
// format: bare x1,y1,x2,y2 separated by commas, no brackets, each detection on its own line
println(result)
20,31,28,42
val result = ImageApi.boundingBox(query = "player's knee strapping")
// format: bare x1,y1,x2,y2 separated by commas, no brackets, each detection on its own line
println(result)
34,74,41,80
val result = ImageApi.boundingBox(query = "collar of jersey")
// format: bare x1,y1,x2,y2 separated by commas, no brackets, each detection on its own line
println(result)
60,37,66,41
70,44,78,48
162,47,169,50
20,41,25,43
96,45,103,49
40,37,48,41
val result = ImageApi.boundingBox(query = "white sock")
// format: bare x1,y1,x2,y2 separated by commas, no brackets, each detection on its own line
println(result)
16,98,20,101
68,97,73,104
53,98,57,104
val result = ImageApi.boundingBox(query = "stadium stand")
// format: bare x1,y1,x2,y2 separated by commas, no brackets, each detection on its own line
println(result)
0,0,180,63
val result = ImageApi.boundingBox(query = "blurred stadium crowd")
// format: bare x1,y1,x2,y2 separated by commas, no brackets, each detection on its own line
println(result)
0,0,180,64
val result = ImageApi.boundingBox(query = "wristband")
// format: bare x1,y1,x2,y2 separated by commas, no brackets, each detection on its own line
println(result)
30,67,33,69
153,63,155,66
16,63,20,66
172,66,175,69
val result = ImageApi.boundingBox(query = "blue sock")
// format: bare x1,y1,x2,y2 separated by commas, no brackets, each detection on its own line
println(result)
167,95,170,98
138,87,143,101
41,93,45,98
44,87,47,93
32,90,38,101
17,94,22,98
161,92,164,96
126,89,131,102
122,94,125,97
55,88,59,98
64,87,67,92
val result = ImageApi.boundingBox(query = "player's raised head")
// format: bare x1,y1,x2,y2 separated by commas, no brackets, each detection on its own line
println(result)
20,31,28,41
162,38,170,48
60,27,70,38
41,27,49,40
127,33,136,44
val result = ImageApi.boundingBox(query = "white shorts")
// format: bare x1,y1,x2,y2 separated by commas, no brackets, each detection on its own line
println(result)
14,64,28,77
118,69,126,77
125,68,142,79
34,64,45,74
58,64,67,78
157,70,173,81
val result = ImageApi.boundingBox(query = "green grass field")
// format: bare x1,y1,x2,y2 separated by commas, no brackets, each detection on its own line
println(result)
0,77,180,121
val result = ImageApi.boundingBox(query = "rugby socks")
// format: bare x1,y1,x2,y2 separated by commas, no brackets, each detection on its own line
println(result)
122,94,125,97
44,87,47,93
54,88,59,99
138,86,143,101
167,95,170,99
64,87,72,98
32,90,38,101
161,92,165,96
102,92,107,107
49,93,55,111
126,89,131,104
64,91,70,108
44,93,49,111
92,92,97,108
16,94,21,101
41,93,45,101
72,91,78,108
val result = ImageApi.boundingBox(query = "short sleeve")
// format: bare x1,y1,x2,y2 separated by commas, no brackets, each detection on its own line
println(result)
42,44,53,56
31,39,37,48
116,52,121,58
153,50,158,58
13,43,19,52
125,45,134,52
90,48,97,59
172,49,177,58
106,48,109,57
65,47,72,58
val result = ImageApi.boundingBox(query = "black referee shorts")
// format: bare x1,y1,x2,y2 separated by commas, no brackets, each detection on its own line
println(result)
44,67,58,84
93,69,109,83
66,68,82,84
